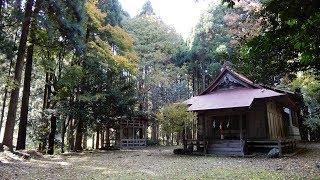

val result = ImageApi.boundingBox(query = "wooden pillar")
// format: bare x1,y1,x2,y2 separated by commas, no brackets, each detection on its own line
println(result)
119,123,123,147
288,109,293,126
132,122,135,146
203,116,207,154
144,122,147,146
240,114,243,140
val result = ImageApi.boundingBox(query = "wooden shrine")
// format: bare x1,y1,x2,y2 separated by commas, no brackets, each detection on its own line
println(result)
119,118,147,148
184,65,301,156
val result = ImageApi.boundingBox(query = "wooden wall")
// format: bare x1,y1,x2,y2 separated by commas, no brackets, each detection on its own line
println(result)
246,99,267,139
266,101,285,139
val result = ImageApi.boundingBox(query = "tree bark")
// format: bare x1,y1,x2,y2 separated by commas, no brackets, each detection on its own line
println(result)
61,118,66,153
166,134,170,146
105,128,109,147
0,30,17,137
95,128,100,149
2,0,34,149
100,129,104,148
83,129,87,150
16,41,34,150
68,119,75,151
16,0,43,150
74,119,83,151
151,123,157,141
0,89,8,136
47,115,57,155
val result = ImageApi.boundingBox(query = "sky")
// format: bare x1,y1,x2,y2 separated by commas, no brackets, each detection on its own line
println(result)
118,0,218,40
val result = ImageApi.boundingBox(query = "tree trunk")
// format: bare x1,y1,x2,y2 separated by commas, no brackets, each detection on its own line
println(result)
105,128,109,147
83,130,87,150
151,123,157,141
176,132,180,145
16,0,43,150
0,29,17,136
0,89,8,136
16,41,34,150
74,119,83,151
95,128,100,149
166,134,170,146
91,133,95,149
171,132,174,146
47,115,57,155
100,129,104,148
61,117,66,153
68,119,75,151
2,0,34,149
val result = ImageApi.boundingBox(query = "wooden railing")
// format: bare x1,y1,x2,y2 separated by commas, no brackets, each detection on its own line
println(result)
246,139,297,156
121,139,146,148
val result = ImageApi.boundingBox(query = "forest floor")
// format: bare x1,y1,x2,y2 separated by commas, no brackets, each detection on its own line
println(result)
0,143,319,179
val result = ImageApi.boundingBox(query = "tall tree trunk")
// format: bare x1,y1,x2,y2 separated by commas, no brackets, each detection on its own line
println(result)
47,115,56,155
68,119,75,151
151,123,157,141
2,0,34,149
95,128,100,149
39,71,51,152
0,29,18,136
105,128,109,147
166,134,170,146
61,118,66,153
0,89,8,136
16,40,34,150
176,132,180,145
100,129,104,148
74,119,83,151
170,132,173,146
16,0,43,150
83,130,87,150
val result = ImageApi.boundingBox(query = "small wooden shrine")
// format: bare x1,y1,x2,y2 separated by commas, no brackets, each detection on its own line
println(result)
119,118,148,148
184,65,301,156
97,117,148,149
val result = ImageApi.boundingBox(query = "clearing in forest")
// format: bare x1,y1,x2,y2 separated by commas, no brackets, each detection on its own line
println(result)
0,143,319,179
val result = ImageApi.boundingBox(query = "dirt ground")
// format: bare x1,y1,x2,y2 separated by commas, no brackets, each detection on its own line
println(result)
0,143,319,179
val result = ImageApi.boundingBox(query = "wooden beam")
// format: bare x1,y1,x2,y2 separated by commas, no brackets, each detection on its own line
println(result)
204,116,207,154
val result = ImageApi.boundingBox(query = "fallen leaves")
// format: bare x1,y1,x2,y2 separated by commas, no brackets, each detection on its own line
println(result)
0,143,319,179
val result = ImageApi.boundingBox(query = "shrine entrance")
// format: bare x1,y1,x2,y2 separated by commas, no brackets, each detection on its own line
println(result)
209,114,246,141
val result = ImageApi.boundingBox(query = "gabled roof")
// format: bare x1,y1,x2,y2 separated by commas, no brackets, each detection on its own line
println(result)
186,88,284,111
185,66,299,111
199,66,260,95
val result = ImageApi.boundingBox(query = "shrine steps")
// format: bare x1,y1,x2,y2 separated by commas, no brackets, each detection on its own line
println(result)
207,140,244,156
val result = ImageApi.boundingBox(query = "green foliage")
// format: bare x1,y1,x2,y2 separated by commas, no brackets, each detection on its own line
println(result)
241,0,320,84
45,0,87,54
57,65,84,100
97,0,124,26
138,0,155,16
156,103,196,135
123,5,189,115
289,72,320,132
188,4,233,64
